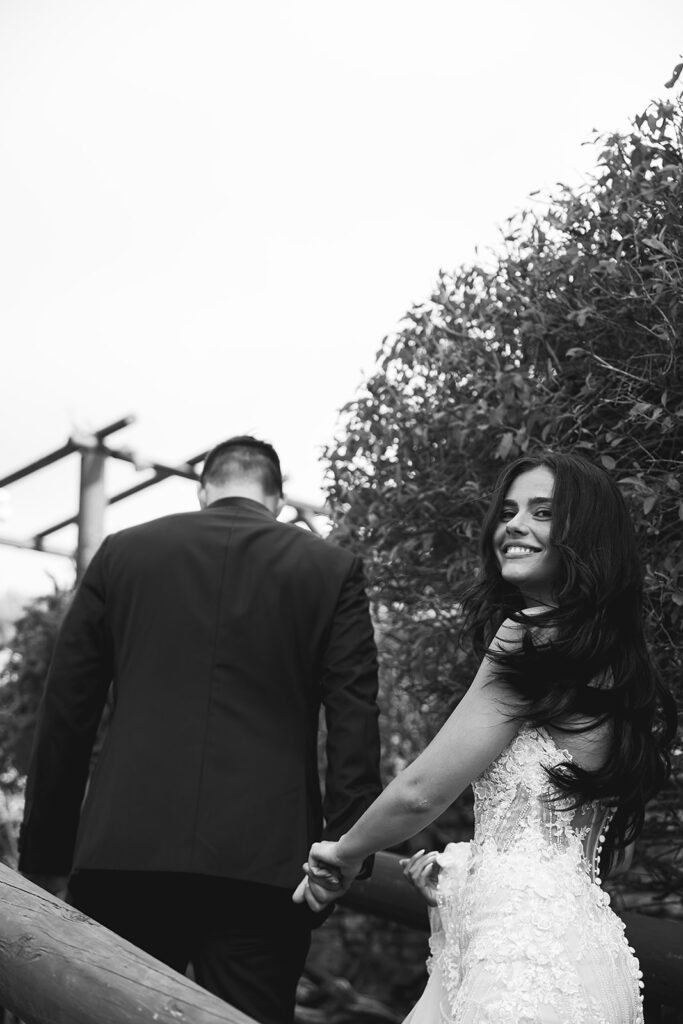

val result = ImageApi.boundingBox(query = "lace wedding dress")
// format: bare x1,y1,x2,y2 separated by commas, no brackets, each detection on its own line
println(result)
404,726,644,1023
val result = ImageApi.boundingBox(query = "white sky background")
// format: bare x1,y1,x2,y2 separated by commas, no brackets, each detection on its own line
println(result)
1,0,682,601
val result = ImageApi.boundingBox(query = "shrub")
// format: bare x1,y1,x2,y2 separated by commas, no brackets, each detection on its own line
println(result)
324,82,683,911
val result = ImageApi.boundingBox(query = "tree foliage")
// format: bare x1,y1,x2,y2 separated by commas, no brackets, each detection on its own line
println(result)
325,86,683,910
0,588,72,793
327,87,683,693
0,588,72,866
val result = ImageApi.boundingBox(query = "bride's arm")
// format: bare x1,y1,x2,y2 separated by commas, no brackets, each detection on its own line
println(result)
296,620,525,906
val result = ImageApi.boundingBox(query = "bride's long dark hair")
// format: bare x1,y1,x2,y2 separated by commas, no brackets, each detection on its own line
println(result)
460,452,678,874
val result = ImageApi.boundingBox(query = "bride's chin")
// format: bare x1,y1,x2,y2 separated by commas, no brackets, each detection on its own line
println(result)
501,567,531,583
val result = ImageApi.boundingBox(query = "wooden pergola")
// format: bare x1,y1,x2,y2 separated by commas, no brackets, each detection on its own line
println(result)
0,416,328,580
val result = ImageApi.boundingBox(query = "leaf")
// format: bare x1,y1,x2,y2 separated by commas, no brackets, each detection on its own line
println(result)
618,477,645,488
643,495,657,515
642,237,670,254
664,61,683,89
494,431,515,460
600,455,616,470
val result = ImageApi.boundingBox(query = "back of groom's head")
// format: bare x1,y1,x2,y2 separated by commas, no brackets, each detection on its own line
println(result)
201,436,283,498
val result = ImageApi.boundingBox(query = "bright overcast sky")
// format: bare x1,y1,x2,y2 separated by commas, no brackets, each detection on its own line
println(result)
1,0,682,598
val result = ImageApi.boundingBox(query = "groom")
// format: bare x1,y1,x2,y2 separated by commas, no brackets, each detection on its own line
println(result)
19,435,381,1024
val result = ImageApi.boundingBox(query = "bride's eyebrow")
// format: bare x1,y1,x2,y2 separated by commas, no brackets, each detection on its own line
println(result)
501,497,552,511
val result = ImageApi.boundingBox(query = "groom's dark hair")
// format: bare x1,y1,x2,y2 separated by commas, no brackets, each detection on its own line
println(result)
201,436,283,497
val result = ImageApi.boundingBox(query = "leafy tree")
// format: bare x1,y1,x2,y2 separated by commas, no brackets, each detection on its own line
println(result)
0,587,72,864
325,78,683,913
0,588,72,789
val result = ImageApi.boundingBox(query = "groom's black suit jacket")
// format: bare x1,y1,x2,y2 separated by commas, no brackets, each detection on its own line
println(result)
19,497,381,890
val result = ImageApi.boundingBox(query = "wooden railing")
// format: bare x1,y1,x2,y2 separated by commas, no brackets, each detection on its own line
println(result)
341,852,683,1021
0,863,255,1024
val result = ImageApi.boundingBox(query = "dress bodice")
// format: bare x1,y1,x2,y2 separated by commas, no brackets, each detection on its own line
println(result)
472,725,612,883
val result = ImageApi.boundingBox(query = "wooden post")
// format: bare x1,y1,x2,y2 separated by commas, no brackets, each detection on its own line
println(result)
76,446,106,580
0,863,255,1024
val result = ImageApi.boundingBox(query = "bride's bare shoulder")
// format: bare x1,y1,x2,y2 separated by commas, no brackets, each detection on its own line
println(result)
545,716,613,771
490,606,555,652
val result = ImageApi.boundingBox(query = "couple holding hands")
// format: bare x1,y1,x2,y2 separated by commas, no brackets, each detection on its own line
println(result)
20,436,675,1023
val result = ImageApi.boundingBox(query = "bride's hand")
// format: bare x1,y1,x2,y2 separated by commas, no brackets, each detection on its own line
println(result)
399,849,440,907
292,839,364,912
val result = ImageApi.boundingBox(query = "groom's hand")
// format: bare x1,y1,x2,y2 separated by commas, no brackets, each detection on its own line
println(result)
292,862,344,912
293,839,364,911
307,862,343,892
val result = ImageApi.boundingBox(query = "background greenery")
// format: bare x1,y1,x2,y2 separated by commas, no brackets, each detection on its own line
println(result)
312,75,683,1017
322,76,683,910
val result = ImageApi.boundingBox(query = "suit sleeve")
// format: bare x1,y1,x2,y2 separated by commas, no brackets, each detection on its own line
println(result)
320,556,381,869
18,538,114,874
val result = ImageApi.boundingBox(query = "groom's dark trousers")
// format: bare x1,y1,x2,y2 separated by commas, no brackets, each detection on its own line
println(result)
18,496,381,1024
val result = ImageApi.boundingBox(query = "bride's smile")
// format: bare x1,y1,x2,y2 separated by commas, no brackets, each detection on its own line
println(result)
493,465,560,604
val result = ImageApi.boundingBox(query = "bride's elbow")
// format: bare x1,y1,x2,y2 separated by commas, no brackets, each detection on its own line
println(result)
392,771,438,817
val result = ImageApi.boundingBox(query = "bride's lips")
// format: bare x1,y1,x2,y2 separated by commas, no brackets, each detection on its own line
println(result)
500,544,542,558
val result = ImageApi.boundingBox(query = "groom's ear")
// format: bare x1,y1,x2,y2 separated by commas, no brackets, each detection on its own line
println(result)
198,483,208,509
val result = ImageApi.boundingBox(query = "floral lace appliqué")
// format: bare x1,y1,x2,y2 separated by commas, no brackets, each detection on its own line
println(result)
420,726,644,1024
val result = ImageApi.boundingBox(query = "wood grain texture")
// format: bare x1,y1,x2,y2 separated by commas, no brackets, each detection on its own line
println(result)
0,863,256,1024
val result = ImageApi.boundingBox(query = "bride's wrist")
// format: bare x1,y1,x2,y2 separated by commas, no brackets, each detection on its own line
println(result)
337,833,365,871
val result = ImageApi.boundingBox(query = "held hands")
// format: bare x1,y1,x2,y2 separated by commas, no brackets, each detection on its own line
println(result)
292,839,364,913
399,849,440,907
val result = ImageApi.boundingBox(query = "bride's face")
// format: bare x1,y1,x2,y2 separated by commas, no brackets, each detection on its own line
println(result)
493,466,561,606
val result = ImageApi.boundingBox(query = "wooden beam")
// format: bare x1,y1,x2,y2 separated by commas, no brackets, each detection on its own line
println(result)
621,910,683,1014
341,851,428,930
0,535,72,559
108,452,208,505
0,443,76,489
0,863,255,1024
95,445,201,482
341,851,683,1011
284,500,329,520
91,417,137,441
35,478,326,544
0,417,135,490
34,452,208,541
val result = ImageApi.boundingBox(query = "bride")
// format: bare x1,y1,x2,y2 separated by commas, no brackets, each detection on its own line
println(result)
294,452,676,1023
